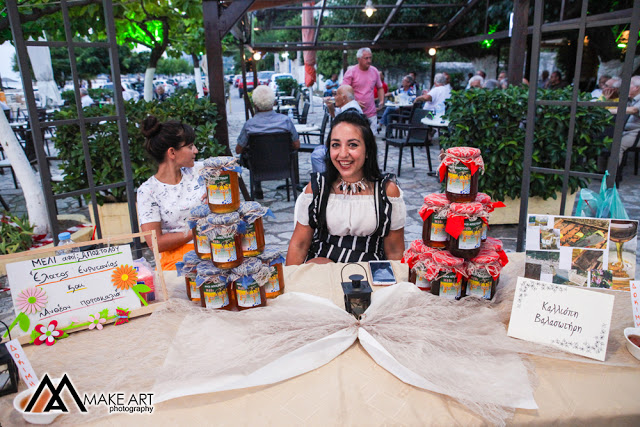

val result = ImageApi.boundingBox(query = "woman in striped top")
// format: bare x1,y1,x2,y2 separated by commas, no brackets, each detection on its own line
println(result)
286,110,406,265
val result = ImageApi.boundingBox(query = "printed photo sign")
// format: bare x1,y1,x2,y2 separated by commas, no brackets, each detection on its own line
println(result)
525,215,638,291
5,246,143,342
508,277,614,361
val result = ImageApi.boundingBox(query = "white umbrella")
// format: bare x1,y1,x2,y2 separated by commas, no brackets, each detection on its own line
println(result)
27,44,62,108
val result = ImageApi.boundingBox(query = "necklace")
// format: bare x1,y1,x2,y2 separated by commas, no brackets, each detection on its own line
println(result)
337,177,367,195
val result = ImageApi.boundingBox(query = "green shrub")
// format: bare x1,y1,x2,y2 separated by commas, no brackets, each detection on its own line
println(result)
53,93,224,204
440,86,613,201
0,213,34,255
277,77,298,96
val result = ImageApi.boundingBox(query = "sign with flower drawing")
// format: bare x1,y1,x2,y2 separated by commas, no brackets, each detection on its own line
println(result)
5,245,143,345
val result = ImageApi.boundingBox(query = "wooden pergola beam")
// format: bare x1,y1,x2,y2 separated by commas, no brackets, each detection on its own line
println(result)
276,3,465,10
373,0,406,45
312,0,327,46
433,0,484,41
269,23,439,30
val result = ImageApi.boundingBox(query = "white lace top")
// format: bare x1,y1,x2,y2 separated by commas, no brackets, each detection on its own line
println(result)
294,187,406,236
136,163,205,234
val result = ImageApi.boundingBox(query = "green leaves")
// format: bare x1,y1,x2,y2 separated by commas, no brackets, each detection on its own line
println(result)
0,212,34,255
17,312,30,332
440,86,613,201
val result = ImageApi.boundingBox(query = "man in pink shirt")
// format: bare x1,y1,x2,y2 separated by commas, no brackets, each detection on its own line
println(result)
342,47,384,133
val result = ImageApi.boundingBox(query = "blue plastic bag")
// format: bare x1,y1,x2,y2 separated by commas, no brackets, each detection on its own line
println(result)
575,171,628,219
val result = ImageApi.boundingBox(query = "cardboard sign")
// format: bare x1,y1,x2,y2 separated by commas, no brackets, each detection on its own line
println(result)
6,245,142,340
508,277,614,361
631,281,640,328
525,215,638,291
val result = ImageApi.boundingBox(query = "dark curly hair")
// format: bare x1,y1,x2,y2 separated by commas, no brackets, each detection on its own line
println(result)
141,115,195,163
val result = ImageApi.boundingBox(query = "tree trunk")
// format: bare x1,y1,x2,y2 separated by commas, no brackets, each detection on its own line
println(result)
0,112,50,235
191,53,204,98
144,67,156,101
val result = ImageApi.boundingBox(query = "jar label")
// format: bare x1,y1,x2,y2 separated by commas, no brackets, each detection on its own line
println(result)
208,174,232,205
458,218,483,250
447,163,471,194
203,283,229,308
415,271,431,291
467,270,493,299
211,235,238,263
430,216,448,242
196,234,211,254
188,278,200,301
439,273,461,299
481,222,488,240
242,223,258,252
264,266,281,294
236,281,262,307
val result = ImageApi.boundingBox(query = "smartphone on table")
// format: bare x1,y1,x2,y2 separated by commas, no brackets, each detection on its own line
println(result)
368,261,397,286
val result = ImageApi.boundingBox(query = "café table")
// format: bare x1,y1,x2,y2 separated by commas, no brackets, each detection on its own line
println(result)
2,254,639,426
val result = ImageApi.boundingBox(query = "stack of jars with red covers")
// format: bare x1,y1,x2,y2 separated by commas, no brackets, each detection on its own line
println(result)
402,147,509,300
176,156,285,311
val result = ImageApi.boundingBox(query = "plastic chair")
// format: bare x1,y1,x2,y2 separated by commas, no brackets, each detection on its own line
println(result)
383,109,433,177
298,111,330,152
246,132,298,201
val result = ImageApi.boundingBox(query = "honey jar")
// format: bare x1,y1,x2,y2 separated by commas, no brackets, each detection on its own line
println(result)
202,212,245,269
258,248,286,298
238,202,274,257
188,205,212,259
200,156,242,213
196,261,235,310
228,258,271,310
419,193,450,248
176,251,203,302
439,147,484,203
403,240,439,290
465,250,503,300
428,250,467,300
446,202,487,259
483,237,509,267
475,193,506,242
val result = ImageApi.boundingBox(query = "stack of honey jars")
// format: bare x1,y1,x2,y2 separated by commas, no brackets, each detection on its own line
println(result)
177,156,286,310
405,147,508,300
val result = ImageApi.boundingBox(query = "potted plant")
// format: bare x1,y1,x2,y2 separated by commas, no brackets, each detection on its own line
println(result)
53,93,225,236
440,86,613,223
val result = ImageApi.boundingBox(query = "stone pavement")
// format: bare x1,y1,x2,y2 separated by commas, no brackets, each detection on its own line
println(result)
1,92,639,274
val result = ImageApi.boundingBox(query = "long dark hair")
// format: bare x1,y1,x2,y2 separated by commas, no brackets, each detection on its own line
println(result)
141,115,196,163
323,109,382,185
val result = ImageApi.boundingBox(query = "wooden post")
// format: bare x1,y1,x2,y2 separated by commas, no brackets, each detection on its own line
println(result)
342,50,348,74
430,53,436,88
507,0,529,86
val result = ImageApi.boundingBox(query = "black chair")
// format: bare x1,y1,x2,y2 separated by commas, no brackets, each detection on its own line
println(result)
246,132,298,201
385,102,423,139
294,101,310,124
298,111,330,152
619,130,640,181
383,109,433,177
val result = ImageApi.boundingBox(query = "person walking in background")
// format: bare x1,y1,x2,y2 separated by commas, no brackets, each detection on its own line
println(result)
342,47,384,134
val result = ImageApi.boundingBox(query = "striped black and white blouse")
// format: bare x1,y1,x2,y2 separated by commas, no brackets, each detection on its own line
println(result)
294,173,406,263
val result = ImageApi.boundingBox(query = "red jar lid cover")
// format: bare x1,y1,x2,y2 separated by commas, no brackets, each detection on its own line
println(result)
448,202,484,216
484,237,504,251
423,193,450,208
471,250,500,265
446,146,481,159
475,192,491,205
432,250,464,267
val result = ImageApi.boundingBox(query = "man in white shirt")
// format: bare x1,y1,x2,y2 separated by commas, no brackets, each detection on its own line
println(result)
415,73,451,111
324,85,363,118
80,88,94,108
619,75,640,165
591,74,610,99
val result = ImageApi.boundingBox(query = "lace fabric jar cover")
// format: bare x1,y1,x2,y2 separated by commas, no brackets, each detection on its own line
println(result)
196,260,234,310
176,251,203,302
439,147,484,203
202,211,245,269
199,156,242,214
426,250,467,300
465,250,503,300
188,205,213,259
238,202,274,257
227,258,272,310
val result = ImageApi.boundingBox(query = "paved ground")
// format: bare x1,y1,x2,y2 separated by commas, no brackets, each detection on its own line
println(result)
2,91,639,274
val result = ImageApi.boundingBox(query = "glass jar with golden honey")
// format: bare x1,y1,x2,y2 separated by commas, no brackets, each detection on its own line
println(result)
465,250,502,300
228,258,271,311
202,211,245,269
176,251,203,302
239,202,273,257
438,147,484,203
258,248,286,298
446,202,487,259
196,261,235,310
188,205,212,259
419,193,450,248
475,193,491,242
201,156,242,213
428,250,467,300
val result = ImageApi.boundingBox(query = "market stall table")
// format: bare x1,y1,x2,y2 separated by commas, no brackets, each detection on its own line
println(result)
1,254,639,426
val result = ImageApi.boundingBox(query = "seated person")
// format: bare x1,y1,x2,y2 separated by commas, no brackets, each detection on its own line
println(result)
599,77,621,112
286,110,406,265
380,75,416,127
619,75,640,164
80,88,94,108
415,73,451,111
137,116,203,271
155,85,168,102
236,85,300,198
324,73,339,96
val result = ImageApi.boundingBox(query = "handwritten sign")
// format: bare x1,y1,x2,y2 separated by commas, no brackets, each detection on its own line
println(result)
6,245,141,339
631,281,640,328
508,277,614,361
